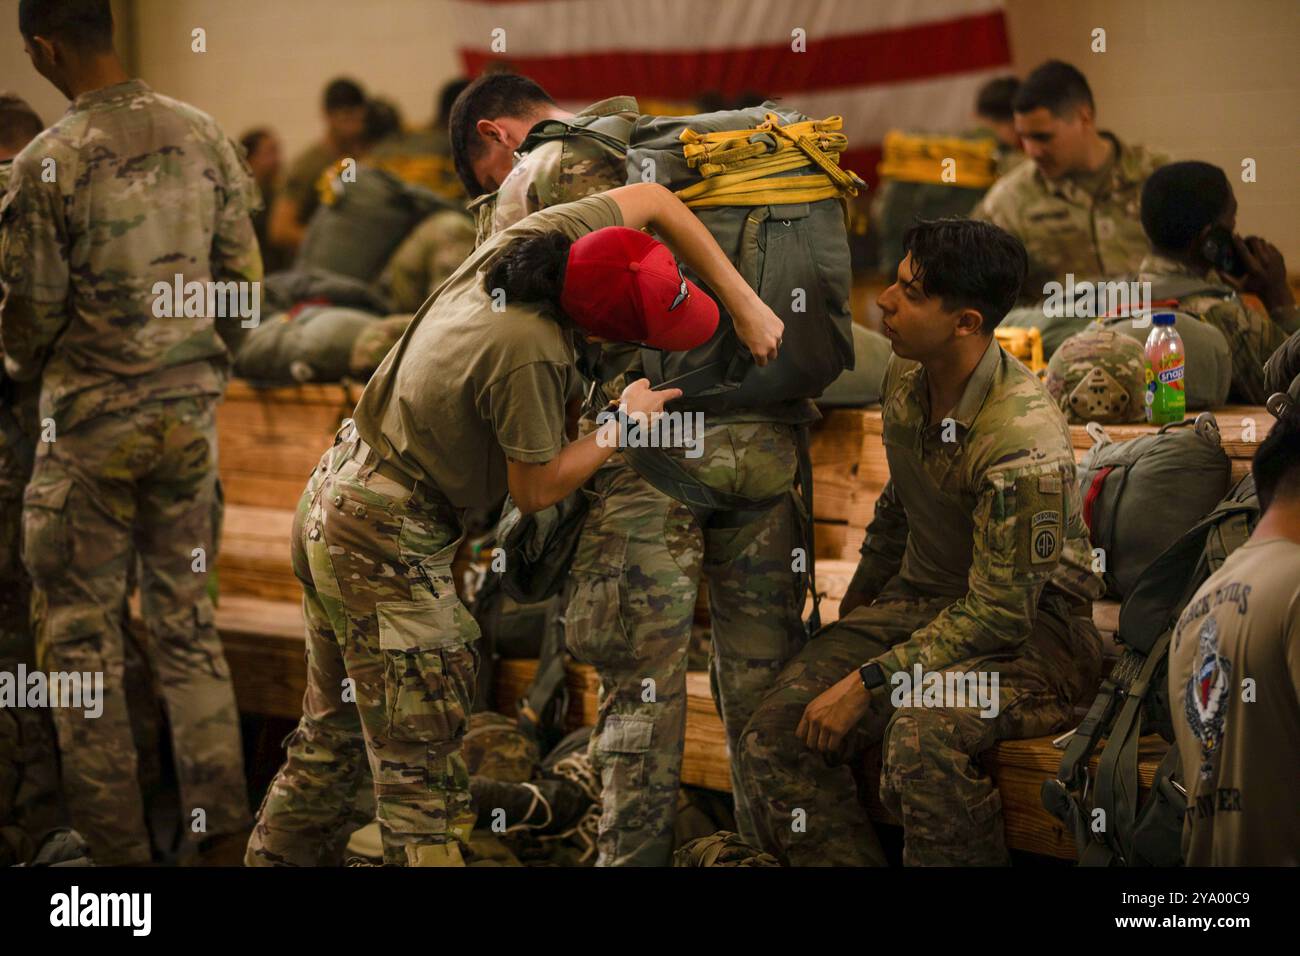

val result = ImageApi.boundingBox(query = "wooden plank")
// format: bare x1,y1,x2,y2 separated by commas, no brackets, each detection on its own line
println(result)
1068,405,1272,459
217,505,299,603
215,595,306,718
808,408,870,523
217,382,362,511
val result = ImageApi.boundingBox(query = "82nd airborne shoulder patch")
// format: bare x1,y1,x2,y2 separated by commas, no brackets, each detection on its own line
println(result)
1014,472,1064,572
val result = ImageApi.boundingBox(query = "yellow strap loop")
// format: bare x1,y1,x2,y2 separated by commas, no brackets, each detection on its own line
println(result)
672,113,864,209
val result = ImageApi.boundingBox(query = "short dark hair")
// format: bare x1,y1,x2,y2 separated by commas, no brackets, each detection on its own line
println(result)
1252,417,1300,512
239,127,272,159
323,78,365,113
976,76,1020,123
436,78,470,127
0,92,44,152
364,98,403,146
485,231,573,321
1140,162,1233,255
1013,60,1094,117
19,0,114,52
449,72,556,197
901,218,1028,333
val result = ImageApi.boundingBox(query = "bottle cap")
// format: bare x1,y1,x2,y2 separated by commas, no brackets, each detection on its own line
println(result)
1153,311,1176,326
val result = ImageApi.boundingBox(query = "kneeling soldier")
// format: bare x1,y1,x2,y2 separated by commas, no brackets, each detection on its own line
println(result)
738,219,1104,866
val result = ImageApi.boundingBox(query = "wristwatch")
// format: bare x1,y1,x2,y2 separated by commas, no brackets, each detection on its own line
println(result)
858,662,886,693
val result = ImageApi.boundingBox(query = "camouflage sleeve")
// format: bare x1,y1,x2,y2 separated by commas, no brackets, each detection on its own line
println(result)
1201,298,1291,405
847,479,908,602
871,460,1070,678
211,134,264,357
0,154,70,382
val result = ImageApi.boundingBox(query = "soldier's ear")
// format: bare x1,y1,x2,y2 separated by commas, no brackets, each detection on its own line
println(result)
475,118,505,147
954,307,985,338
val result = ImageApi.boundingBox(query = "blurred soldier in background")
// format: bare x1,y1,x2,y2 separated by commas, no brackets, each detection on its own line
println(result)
268,76,367,257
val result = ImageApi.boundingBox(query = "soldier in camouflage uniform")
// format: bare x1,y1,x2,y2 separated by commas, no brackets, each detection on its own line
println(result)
0,90,63,867
1136,162,1300,405
1,3,259,865
973,61,1167,302
455,76,814,866
248,186,753,866
738,220,1105,866
1045,327,1146,424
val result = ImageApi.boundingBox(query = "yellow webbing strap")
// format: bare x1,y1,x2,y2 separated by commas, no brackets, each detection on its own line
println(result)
877,130,999,189
673,113,865,209
995,325,1046,373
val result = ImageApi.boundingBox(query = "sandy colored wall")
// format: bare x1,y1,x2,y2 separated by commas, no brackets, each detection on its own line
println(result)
3,0,1296,261
1004,0,1299,263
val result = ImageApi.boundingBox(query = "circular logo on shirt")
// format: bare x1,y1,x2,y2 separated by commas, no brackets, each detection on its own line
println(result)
1184,615,1232,781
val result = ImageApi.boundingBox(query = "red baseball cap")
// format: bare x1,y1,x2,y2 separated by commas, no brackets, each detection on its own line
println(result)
559,227,719,351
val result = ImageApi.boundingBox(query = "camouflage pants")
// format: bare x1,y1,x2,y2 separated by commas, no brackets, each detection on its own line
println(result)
247,425,479,867
566,421,807,866
21,397,248,865
737,583,1100,866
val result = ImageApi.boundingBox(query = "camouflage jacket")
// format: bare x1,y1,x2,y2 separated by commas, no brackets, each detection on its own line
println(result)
974,132,1168,302
0,79,262,432
1138,253,1300,405
851,338,1104,678
468,95,638,247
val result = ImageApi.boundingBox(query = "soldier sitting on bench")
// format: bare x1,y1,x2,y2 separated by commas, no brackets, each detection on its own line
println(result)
738,218,1105,866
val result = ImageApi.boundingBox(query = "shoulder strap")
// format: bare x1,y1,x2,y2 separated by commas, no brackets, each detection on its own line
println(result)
519,116,632,158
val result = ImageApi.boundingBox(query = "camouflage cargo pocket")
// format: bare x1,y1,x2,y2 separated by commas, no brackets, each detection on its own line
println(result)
564,529,633,666
21,474,73,584
377,594,480,745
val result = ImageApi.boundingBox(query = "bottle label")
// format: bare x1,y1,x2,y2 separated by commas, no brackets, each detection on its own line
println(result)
1145,354,1186,424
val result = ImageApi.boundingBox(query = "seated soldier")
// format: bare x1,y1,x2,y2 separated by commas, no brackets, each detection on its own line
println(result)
1138,161,1299,405
737,219,1104,866
973,75,1025,178
974,60,1167,301
1168,399,1300,865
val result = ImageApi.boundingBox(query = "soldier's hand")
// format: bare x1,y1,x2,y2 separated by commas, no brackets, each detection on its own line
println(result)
796,671,873,759
618,377,683,419
730,293,784,367
1227,234,1295,311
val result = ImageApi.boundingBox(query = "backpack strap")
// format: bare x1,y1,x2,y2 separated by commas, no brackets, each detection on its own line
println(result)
1083,630,1171,865
518,114,633,159
516,600,570,750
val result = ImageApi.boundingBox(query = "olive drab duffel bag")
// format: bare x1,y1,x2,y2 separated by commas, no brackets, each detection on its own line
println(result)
817,323,892,408
296,164,457,284
1077,413,1232,601
623,103,861,413
234,306,409,385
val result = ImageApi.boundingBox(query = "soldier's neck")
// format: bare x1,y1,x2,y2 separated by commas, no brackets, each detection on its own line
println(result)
1253,499,1300,547
922,341,984,426
65,54,131,100
1079,132,1113,176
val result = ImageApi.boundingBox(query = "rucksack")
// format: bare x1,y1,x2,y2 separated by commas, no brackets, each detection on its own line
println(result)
1042,472,1259,866
296,165,455,284
1077,413,1232,600
234,306,402,385
623,103,860,412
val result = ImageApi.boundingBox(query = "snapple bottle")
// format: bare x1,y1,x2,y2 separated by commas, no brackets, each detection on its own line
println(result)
1144,311,1185,425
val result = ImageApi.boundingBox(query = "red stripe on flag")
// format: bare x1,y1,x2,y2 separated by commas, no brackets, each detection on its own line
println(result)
460,10,1009,100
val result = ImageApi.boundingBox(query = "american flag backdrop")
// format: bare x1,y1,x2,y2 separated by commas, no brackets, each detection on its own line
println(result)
451,0,1014,188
